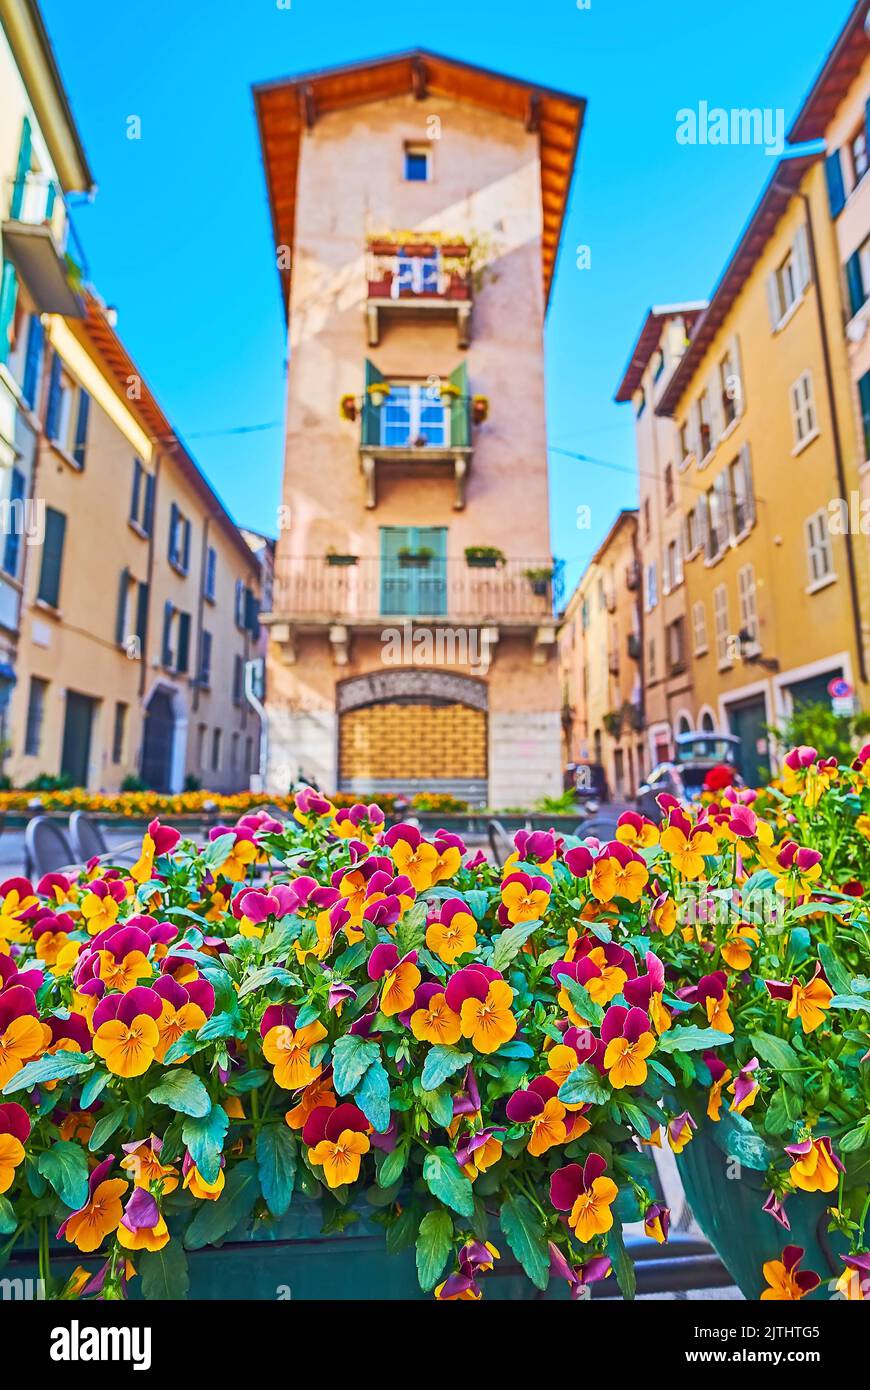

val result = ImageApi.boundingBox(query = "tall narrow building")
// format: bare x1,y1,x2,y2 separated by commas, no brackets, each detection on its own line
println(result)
254,52,583,806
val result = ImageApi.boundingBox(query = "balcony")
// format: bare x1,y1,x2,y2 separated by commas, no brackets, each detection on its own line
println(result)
1,175,85,317
263,555,563,667
627,631,641,662
625,560,641,591
353,379,480,509
366,237,472,347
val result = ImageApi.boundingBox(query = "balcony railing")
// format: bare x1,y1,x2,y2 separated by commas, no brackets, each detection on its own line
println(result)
365,237,472,346
2,174,87,317
268,555,563,624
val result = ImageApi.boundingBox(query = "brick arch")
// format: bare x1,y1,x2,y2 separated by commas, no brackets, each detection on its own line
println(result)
336,668,488,714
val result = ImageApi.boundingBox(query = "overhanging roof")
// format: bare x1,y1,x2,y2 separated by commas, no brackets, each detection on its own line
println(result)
77,296,256,569
252,48,585,316
614,302,707,403
656,153,821,418
787,0,869,143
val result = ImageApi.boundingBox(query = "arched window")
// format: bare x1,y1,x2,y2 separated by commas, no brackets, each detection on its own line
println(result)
700,709,716,733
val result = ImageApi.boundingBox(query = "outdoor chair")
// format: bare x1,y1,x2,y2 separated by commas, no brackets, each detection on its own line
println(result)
69,811,110,862
487,818,513,864
24,817,75,879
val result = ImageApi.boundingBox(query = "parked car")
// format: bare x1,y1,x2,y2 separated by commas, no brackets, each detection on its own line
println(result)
565,761,610,804
636,732,743,823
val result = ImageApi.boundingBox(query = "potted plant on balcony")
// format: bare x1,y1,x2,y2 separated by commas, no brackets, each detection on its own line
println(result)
325,548,359,567
339,395,358,423
603,710,622,738
438,380,462,408
367,381,391,410
472,395,489,425
523,566,553,597
398,545,434,569
464,545,505,569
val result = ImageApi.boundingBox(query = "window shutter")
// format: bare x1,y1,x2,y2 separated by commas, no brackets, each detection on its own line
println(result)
244,586,260,638
766,272,782,330
0,262,18,364
729,334,745,417
866,96,870,158
714,471,731,550
135,580,149,648
2,467,25,577
689,399,702,456
143,471,155,535
161,601,174,667
793,224,811,293
448,361,470,448
362,359,387,447
707,368,724,444
825,150,847,218
115,569,130,646
45,353,63,439
859,372,870,461
10,117,32,220
130,458,142,524
176,612,191,673
696,492,709,555
21,315,43,407
72,389,90,468
846,251,865,318
37,507,66,607
741,445,756,530
168,502,178,561
182,518,190,572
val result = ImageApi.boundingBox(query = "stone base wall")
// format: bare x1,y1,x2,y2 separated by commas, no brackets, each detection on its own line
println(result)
487,710,562,809
266,705,337,795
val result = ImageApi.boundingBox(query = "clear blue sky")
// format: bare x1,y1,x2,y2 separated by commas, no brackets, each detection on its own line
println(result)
42,0,847,591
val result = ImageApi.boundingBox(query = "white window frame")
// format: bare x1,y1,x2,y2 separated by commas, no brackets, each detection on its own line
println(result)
381,383,448,448
644,561,658,612
805,510,835,591
737,562,758,641
403,143,431,182
713,583,731,669
692,599,708,654
790,370,817,450
395,255,440,297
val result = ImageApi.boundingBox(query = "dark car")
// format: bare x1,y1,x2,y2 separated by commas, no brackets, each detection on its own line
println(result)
636,732,743,823
565,761,610,803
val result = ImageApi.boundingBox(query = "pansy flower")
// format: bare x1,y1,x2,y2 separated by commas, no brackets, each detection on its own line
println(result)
435,1240,500,1300
368,942,421,1017
643,1201,670,1243
649,892,678,936
773,841,822,900
410,984,462,1046
678,970,732,1033
80,879,126,935
703,1051,732,1121
31,911,76,972
544,1030,600,1102
0,877,40,948
668,1110,697,1153
590,842,649,903
549,1244,611,1299
130,818,182,885
293,787,334,827
0,953,42,996
91,986,163,1077
208,826,259,883
381,823,439,891
116,1186,170,1252
836,1252,870,1301
152,975,213,1063
500,871,551,924
284,1072,336,1130
121,1135,179,1193
431,830,465,884
455,1128,504,1179
550,1153,618,1241
261,1004,327,1089
37,871,75,907
564,845,594,879
182,1150,225,1200
331,803,385,846
503,829,557,877
0,1102,30,1192
728,1057,760,1114
446,965,516,1054
720,923,759,971
615,810,659,849
506,1076,569,1156
760,1245,821,1300
304,1102,371,1188
624,951,671,1035
96,924,154,993
58,1155,128,1253
426,897,477,964
785,1136,844,1194
601,1005,656,1089
788,963,833,1034
660,810,717,879
0,985,46,1087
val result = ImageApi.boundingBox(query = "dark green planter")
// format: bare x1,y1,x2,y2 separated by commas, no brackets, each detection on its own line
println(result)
676,1123,846,1300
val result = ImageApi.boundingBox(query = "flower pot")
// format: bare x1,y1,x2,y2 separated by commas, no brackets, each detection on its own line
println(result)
466,555,500,568
676,1121,848,1300
368,388,389,409
447,274,471,300
529,579,549,597
367,277,392,298
398,553,432,569
325,554,358,567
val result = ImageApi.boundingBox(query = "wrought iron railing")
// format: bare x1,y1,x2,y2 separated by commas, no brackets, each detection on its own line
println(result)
269,556,564,622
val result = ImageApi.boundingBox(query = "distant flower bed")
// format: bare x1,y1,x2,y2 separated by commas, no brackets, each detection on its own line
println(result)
0,753,868,1301
0,789,470,817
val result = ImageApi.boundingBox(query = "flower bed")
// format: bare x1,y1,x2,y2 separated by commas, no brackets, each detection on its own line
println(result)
0,750,868,1302
0,789,470,818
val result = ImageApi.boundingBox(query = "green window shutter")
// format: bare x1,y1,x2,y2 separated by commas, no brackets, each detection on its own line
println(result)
825,151,846,218
21,314,43,406
380,525,413,615
3,467,26,577
448,361,469,447
161,601,174,666
37,507,66,607
859,372,870,461
168,501,178,561
130,458,142,523
45,353,63,439
135,580,149,649
362,359,387,446
143,471,155,534
846,251,865,318
176,611,191,673
415,526,447,616
10,117,32,220
115,568,130,645
72,389,90,467
0,262,18,365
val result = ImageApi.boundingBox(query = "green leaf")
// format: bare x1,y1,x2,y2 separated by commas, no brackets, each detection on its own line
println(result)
422,1146,474,1218
396,899,427,957
184,1159,259,1249
140,1241,190,1300
419,1085,454,1128
830,994,870,1014
3,1051,93,1094
620,1101,652,1140
421,1045,473,1092
182,1103,229,1184
606,1222,636,1300
237,965,297,999
416,1208,454,1291
331,1035,379,1094
499,1194,549,1291
750,1031,802,1092
0,1194,16,1235
711,1110,775,1171
37,1141,89,1211
355,1058,391,1133
558,1065,609,1106
489,920,541,971
201,831,236,871
147,1068,211,1117
377,1141,408,1189
197,1011,243,1042
79,1070,111,1109
818,943,853,997
657,1026,732,1054
558,975,604,1027
648,1058,676,1086
255,1124,297,1217
87,1108,126,1153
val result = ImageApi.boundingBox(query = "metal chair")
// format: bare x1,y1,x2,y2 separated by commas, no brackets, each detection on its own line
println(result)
24,816,75,879
487,818,513,864
69,811,110,863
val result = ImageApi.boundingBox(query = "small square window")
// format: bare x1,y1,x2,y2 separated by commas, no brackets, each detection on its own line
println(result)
404,144,430,182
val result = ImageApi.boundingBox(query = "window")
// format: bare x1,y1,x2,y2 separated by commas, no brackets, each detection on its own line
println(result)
790,371,817,447
45,354,89,467
381,384,448,448
199,629,213,688
768,229,810,329
396,255,439,295
644,562,657,612
204,546,217,602
728,452,754,537
652,350,665,382
666,617,685,673
231,732,240,772
713,584,730,667
647,637,656,680
719,347,738,426
211,727,222,772
2,467,26,578
692,600,708,654
685,505,699,559
860,371,870,461
404,144,430,182
679,422,691,464
851,124,868,185
234,579,246,630
168,503,191,574
737,563,758,642
635,389,647,419
664,464,674,510
845,239,870,319
197,723,207,769
176,612,191,674
705,482,725,561
24,677,47,756
37,506,66,607
112,702,127,764
643,498,651,538
700,709,716,734
233,653,244,706
130,459,154,535
21,314,43,409
698,389,713,458
805,510,834,587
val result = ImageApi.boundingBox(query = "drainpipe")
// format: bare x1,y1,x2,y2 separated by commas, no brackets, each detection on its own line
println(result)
244,658,268,791
787,186,868,684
